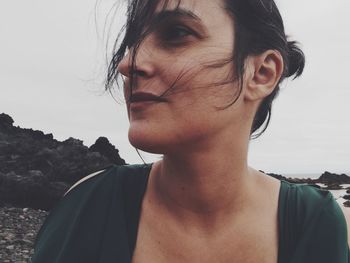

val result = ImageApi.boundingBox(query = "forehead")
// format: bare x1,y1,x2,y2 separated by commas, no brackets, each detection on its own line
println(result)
157,0,224,13
155,0,231,25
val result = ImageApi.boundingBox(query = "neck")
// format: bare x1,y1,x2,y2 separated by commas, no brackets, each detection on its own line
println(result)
148,130,258,232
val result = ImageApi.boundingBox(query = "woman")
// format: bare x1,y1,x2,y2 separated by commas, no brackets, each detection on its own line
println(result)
32,0,350,262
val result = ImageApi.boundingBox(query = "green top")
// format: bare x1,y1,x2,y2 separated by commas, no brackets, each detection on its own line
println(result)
32,164,350,263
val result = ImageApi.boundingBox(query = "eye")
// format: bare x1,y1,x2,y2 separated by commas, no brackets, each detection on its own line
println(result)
159,25,194,45
165,26,192,39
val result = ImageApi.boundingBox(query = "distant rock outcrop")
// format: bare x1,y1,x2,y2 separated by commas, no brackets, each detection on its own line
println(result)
262,170,350,188
0,113,14,128
263,171,316,185
89,136,125,165
318,171,350,184
0,113,126,210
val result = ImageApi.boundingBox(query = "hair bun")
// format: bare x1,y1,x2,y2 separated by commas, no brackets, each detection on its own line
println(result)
286,40,305,79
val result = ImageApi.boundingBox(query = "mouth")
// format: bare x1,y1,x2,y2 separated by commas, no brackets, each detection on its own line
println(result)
129,92,167,103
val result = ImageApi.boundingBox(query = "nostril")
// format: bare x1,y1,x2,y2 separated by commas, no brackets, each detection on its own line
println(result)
129,69,147,78
136,70,147,77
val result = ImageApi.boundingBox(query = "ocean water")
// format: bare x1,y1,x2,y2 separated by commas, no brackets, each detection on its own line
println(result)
284,173,323,180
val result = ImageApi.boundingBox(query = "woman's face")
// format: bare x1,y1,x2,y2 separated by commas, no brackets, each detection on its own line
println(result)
118,0,247,154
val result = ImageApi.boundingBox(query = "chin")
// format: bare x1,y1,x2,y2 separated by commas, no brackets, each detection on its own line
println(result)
127,121,207,154
128,126,167,154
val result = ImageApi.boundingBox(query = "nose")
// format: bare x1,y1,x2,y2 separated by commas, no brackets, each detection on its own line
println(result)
116,46,156,79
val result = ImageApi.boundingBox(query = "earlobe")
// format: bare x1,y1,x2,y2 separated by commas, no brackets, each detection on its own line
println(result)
244,50,284,102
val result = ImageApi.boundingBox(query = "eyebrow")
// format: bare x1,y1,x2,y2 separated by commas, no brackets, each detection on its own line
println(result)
147,8,208,38
153,8,202,24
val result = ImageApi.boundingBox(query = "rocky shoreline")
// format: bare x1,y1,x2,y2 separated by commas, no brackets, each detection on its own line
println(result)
0,206,48,262
0,113,126,210
0,113,127,262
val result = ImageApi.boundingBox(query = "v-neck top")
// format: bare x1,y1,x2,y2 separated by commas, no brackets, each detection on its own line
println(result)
31,164,350,263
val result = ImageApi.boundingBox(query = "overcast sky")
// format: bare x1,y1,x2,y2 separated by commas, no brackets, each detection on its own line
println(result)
1,0,349,176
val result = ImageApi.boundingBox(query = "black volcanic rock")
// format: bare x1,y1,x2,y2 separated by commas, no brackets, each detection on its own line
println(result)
323,183,343,190
265,170,350,186
262,171,317,185
343,195,350,201
0,113,14,127
0,171,70,210
0,113,15,134
318,171,350,184
0,113,127,210
89,136,126,165
344,201,350,208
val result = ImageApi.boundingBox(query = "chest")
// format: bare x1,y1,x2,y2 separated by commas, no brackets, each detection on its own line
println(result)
130,170,281,263
131,214,279,263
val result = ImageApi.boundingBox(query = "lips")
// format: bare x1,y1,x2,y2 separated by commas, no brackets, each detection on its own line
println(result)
129,92,167,103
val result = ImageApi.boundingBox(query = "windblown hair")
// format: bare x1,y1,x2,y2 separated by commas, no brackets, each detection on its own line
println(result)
106,0,305,138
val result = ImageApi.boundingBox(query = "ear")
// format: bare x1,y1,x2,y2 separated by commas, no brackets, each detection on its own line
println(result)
243,50,284,102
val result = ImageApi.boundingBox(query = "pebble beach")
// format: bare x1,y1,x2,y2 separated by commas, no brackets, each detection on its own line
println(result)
0,206,48,262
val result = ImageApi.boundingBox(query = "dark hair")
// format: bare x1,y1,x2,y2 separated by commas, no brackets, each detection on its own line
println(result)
106,0,305,138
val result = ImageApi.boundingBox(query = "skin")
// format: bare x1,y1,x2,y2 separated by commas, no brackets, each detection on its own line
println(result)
340,206,350,247
116,0,302,262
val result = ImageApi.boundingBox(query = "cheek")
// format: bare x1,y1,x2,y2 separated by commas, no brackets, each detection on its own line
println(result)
126,54,238,152
161,56,234,98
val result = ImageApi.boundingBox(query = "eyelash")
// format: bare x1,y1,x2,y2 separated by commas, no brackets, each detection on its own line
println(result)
124,24,195,49
158,24,194,45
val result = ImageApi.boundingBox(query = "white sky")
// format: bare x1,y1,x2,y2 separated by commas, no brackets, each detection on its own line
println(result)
0,0,349,175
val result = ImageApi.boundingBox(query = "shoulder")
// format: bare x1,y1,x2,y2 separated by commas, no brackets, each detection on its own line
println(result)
283,182,348,240
63,165,113,196
281,181,334,210
32,163,152,262
293,183,344,219
281,181,347,236
64,163,152,196
39,162,152,220
281,181,349,260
